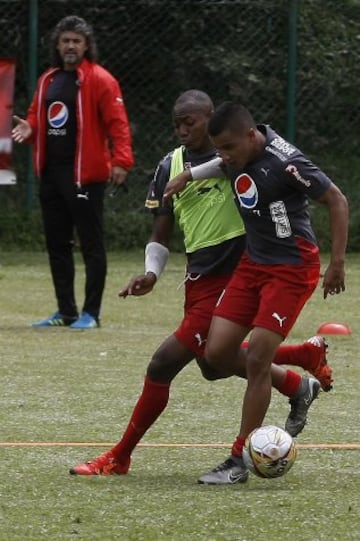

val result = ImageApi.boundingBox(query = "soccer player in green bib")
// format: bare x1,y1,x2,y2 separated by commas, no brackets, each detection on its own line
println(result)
70,90,332,482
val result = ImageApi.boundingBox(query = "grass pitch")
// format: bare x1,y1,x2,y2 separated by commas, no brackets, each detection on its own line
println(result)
0,251,359,541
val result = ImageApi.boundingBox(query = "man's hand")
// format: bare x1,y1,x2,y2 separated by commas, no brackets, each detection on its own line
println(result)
322,261,345,299
12,115,32,143
111,166,129,186
317,184,348,299
118,273,157,298
162,170,192,204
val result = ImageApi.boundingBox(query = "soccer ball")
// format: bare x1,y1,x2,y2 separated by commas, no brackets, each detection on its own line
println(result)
243,425,297,479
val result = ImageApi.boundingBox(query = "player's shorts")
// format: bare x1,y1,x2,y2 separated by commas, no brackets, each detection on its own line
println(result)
213,253,320,338
174,273,230,357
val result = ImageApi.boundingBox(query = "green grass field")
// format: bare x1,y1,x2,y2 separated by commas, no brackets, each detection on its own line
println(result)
0,251,359,541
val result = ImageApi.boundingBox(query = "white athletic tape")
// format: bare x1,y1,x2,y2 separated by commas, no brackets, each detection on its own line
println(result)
145,241,169,279
190,156,223,180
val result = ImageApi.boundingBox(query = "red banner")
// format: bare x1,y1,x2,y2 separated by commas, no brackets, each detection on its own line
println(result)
0,58,16,184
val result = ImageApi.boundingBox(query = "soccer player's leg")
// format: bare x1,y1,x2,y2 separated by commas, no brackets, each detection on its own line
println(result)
252,264,321,437
271,335,333,392
70,335,194,476
175,273,236,381
198,290,255,485
198,260,320,484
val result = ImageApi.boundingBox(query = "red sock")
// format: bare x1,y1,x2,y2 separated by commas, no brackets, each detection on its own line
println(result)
242,341,310,371
232,436,246,457
272,343,311,369
278,369,302,397
111,376,170,462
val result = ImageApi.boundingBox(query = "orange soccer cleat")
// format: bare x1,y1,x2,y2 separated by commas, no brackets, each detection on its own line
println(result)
69,451,130,476
306,336,333,392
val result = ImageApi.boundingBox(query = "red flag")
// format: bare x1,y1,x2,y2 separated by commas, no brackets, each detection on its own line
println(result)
0,58,16,184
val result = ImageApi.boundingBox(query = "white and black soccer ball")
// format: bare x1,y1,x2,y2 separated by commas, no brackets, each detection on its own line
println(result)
243,425,297,479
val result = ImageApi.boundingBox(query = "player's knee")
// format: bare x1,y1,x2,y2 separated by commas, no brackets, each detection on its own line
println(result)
196,358,229,381
204,342,227,370
146,351,167,380
146,350,187,382
246,350,271,380
202,370,226,381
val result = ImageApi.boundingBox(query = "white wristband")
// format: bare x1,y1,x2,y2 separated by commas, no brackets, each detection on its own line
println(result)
145,242,170,279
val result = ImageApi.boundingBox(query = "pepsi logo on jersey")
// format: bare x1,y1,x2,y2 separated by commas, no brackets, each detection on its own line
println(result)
47,101,69,137
234,174,258,209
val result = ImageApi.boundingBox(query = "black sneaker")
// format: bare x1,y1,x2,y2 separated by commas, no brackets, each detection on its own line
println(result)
285,376,321,437
198,456,249,485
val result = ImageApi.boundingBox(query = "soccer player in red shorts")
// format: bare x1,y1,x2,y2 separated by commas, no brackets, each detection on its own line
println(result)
70,92,334,479
164,101,348,484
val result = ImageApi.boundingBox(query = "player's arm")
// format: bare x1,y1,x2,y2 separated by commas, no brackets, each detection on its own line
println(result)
118,214,173,298
23,76,46,143
12,81,42,144
316,182,348,299
119,156,174,298
163,156,224,202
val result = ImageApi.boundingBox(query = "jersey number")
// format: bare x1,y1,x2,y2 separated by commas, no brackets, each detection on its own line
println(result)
269,201,292,238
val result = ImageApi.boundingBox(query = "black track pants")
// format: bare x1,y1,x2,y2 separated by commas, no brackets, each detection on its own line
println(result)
39,168,107,319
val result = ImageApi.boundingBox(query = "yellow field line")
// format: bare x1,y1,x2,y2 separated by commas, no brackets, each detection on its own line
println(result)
0,442,359,449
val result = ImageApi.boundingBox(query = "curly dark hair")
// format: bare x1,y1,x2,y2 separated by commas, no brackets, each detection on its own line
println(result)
50,15,98,67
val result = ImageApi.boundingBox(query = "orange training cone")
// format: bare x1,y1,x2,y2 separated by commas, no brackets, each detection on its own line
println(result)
317,322,352,335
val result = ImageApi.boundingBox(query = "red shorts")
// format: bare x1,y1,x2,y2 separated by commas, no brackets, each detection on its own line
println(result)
213,253,320,338
174,274,229,357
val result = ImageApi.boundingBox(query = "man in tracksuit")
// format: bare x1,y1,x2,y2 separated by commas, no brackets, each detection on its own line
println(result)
12,15,134,329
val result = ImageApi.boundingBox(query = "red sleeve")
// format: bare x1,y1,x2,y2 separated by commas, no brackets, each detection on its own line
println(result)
25,86,41,144
26,71,51,144
96,69,134,170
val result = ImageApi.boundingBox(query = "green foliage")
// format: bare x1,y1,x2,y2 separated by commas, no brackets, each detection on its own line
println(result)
309,153,359,253
0,185,357,253
296,1,360,155
0,208,44,250
0,0,359,252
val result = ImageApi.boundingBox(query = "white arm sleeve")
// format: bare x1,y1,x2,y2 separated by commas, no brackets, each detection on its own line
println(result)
189,157,224,180
145,242,170,279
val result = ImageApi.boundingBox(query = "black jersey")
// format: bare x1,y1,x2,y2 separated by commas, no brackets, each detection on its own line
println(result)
225,125,331,264
45,71,78,166
145,147,246,276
